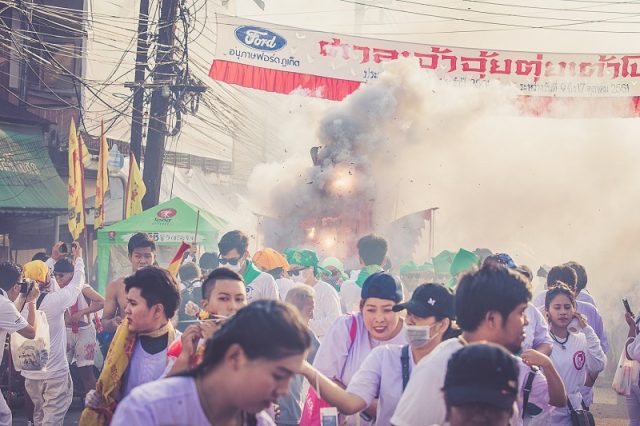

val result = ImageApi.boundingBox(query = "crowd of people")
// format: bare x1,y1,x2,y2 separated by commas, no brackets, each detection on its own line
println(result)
0,228,633,426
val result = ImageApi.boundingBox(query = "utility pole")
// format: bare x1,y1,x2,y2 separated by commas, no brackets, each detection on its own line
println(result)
130,0,150,165
142,0,178,210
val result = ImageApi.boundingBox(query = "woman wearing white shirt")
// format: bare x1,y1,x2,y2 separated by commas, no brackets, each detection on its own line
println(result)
311,272,406,425
545,284,605,425
112,300,311,426
301,283,458,425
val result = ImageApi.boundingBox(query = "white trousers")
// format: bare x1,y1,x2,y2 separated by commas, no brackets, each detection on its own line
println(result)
24,372,73,426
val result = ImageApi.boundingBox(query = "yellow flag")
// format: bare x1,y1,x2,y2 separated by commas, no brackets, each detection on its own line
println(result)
67,118,86,239
125,152,146,218
94,121,109,229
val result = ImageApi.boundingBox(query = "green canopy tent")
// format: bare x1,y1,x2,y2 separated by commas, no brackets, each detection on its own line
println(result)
96,197,226,294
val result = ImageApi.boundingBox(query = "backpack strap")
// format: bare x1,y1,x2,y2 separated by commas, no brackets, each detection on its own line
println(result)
522,369,537,419
36,292,47,309
348,314,358,348
401,344,411,391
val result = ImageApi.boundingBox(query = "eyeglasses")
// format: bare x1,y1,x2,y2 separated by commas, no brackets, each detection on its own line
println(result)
218,256,243,266
289,268,307,277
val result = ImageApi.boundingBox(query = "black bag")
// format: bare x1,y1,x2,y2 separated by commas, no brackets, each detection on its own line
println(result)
568,399,595,426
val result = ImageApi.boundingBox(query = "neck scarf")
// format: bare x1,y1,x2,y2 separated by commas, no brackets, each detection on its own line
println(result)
243,260,261,285
355,265,384,288
79,318,175,425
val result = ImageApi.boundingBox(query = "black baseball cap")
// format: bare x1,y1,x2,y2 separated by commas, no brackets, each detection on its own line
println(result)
53,258,74,273
361,272,403,303
444,343,519,410
393,283,455,319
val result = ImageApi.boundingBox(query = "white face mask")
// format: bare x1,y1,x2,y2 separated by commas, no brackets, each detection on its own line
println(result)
405,324,435,348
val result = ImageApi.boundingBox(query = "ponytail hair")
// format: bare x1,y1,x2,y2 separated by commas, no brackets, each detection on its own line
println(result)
434,313,462,340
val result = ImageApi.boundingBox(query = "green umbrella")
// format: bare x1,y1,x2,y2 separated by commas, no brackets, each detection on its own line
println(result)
432,250,455,276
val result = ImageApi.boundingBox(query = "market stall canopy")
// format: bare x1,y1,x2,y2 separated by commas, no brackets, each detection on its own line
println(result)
0,121,67,215
96,197,227,293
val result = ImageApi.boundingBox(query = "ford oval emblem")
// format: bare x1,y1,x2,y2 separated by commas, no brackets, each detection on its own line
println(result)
235,26,287,52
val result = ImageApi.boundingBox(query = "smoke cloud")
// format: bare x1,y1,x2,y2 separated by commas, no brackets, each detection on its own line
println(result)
247,61,640,366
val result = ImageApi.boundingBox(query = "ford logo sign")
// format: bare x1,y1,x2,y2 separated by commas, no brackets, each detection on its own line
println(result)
235,26,287,52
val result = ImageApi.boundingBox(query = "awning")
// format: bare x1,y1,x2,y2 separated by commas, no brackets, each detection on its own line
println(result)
0,122,67,215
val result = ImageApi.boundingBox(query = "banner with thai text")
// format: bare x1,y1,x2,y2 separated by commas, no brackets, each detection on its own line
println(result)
209,14,640,105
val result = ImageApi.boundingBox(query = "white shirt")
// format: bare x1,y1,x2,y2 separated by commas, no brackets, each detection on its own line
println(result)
22,258,84,381
112,376,275,426
307,280,342,339
313,313,406,426
549,326,605,425
576,290,596,306
392,338,527,426
275,277,295,300
339,280,361,313
517,360,551,425
245,271,280,302
523,303,553,351
122,339,170,398
391,338,463,426
346,344,415,426
0,289,28,362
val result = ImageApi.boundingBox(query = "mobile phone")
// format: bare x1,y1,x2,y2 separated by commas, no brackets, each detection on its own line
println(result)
59,243,68,253
320,407,339,426
623,298,633,315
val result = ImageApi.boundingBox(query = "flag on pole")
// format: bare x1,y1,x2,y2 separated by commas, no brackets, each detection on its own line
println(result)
124,152,146,219
67,118,86,240
167,242,191,278
94,121,109,229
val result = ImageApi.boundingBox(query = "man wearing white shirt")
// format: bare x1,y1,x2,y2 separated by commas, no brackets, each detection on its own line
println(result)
0,262,40,426
218,230,279,302
392,264,560,426
21,243,85,426
285,248,342,339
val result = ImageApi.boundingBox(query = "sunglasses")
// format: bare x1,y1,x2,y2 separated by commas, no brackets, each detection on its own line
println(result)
289,268,308,277
53,272,67,278
218,256,243,266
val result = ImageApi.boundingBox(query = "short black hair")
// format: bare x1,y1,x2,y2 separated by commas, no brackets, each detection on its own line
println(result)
178,262,201,282
357,234,387,266
218,230,249,256
0,262,22,292
199,252,219,270
31,252,49,262
127,233,156,255
546,265,577,291
202,268,244,300
456,264,531,332
565,261,587,292
124,266,180,318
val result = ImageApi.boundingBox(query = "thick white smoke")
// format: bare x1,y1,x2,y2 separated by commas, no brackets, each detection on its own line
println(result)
248,62,640,365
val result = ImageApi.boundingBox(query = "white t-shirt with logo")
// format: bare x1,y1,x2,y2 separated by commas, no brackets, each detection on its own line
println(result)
112,376,275,425
245,271,279,302
0,289,28,362
549,326,605,425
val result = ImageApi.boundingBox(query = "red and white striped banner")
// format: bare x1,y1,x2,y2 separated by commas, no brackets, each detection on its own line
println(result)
209,15,640,115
